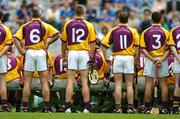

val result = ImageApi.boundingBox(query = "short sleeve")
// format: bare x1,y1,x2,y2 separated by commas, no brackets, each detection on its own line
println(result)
4,26,13,45
13,25,24,41
47,24,59,38
132,29,140,46
60,22,68,42
166,29,175,46
139,31,146,48
101,30,113,48
89,24,97,43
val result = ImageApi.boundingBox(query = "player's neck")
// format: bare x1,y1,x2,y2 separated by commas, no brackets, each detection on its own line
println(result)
118,23,128,26
152,23,161,26
74,15,84,19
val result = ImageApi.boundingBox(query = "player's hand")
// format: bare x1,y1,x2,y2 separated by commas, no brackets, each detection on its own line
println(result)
63,57,67,67
105,56,113,64
177,57,180,64
0,52,3,57
21,49,26,56
155,60,162,68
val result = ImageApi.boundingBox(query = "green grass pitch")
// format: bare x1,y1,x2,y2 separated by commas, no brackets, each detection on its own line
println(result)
0,113,179,119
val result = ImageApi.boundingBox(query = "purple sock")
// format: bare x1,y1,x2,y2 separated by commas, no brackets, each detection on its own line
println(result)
162,101,168,109
84,102,91,110
173,96,180,102
1,99,7,105
22,102,29,108
43,101,51,110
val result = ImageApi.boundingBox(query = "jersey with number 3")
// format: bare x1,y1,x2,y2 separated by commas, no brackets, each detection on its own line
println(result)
101,25,139,56
0,23,13,52
14,18,59,50
6,54,21,82
166,26,180,53
140,24,169,57
61,18,96,51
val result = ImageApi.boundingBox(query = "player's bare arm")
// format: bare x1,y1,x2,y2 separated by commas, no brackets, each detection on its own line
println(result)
46,34,60,49
0,45,11,57
141,48,156,63
14,39,25,56
170,46,180,63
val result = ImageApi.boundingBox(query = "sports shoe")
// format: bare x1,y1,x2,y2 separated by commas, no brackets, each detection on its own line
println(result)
161,108,169,114
113,108,122,113
83,109,90,113
171,107,179,114
1,108,10,112
143,107,151,114
127,107,138,114
65,108,72,113
22,107,29,112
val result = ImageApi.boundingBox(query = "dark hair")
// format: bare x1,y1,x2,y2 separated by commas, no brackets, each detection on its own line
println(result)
143,9,151,14
0,9,3,20
119,11,129,23
152,12,162,23
31,7,41,18
75,4,85,16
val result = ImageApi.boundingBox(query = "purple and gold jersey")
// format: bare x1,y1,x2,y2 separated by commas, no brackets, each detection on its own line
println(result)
140,24,169,57
101,24,139,56
138,54,145,76
94,51,108,79
61,17,96,51
14,18,59,50
167,26,180,53
0,23,13,52
6,54,21,82
167,55,175,85
54,54,67,79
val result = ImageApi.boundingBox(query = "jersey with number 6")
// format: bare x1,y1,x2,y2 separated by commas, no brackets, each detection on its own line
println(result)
6,54,21,82
13,18,59,50
166,26,180,53
61,17,96,51
0,23,13,52
101,25,139,56
54,54,67,79
140,24,169,57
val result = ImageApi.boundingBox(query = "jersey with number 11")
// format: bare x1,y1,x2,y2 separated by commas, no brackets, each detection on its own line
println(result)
14,18,59,50
101,25,139,56
61,18,96,51
140,24,169,57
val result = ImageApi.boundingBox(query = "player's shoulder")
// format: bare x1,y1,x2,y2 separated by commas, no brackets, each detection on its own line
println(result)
0,24,11,32
170,25,180,32
142,26,152,35
127,26,138,32
83,19,94,28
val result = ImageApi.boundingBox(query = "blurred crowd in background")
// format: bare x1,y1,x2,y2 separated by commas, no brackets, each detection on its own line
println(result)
0,0,180,55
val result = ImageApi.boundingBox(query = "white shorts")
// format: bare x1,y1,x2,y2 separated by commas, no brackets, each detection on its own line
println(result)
113,55,134,74
0,55,7,73
174,56,180,74
24,49,47,72
68,50,89,70
144,57,169,78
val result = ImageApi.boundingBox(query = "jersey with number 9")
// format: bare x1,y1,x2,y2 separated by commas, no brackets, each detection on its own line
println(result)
140,24,169,57
167,26,180,53
61,18,96,51
13,18,59,50
101,25,139,56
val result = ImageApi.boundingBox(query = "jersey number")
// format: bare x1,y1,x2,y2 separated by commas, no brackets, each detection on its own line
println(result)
30,29,41,43
119,35,127,49
72,28,85,43
152,34,161,49
176,34,180,48
60,58,66,72
7,58,12,70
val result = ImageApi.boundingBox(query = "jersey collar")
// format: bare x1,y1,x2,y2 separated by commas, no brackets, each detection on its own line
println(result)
118,23,128,27
31,18,41,21
74,16,84,20
152,24,161,27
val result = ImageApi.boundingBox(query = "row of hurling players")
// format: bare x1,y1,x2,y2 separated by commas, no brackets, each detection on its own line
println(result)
0,4,179,114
